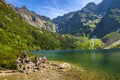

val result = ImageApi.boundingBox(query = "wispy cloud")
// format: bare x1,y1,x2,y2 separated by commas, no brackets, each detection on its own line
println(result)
36,6,69,19
35,0,83,18
6,0,103,19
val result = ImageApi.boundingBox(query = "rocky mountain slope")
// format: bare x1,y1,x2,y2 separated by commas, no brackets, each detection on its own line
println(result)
52,0,120,47
92,0,120,38
53,0,117,37
53,2,102,36
15,6,56,32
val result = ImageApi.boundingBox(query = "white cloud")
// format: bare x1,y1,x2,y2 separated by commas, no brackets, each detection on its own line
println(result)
36,6,69,19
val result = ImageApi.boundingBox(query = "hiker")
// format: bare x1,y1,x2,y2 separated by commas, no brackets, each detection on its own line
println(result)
37,58,43,70
19,59,26,72
34,56,39,66
16,57,27,72
42,56,47,64
16,53,49,73
16,57,21,71
21,52,30,64
42,56,47,68
18,52,30,72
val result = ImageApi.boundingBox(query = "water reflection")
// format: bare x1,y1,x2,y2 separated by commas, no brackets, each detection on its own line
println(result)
91,50,96,63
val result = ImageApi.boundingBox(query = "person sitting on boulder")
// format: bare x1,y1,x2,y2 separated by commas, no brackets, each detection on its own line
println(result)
37,58,43,71
42,56,47,68
19,52,30,72
34,56,39,66
42,56,47,64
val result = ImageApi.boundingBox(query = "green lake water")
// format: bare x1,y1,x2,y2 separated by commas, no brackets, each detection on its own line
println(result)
30,48,120,79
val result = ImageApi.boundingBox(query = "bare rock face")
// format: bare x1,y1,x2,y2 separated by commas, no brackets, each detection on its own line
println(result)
15,6,56,32
58,63,71,71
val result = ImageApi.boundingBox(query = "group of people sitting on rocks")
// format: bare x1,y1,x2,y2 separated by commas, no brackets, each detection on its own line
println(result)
16,52,47,74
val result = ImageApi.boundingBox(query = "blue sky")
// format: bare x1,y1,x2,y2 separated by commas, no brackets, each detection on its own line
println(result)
6,0,102,19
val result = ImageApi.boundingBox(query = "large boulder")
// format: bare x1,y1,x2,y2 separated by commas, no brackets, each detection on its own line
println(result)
58,63,71,71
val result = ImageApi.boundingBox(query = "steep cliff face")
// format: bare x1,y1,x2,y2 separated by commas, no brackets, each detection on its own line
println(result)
92,0,120,38
15,6,56,32
57,13,83,34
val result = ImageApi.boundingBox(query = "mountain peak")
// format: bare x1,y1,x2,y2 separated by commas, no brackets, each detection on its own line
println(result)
86,2,96,6
81,2,97,12
21,6,27,9
84,2,97,8
19,6,29,12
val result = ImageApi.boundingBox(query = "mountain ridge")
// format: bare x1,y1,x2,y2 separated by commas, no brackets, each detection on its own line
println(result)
53,0,120,39
52,0,120,47
53,2,99,36
15,6,56,32
92,0,120,38
95,0,113,16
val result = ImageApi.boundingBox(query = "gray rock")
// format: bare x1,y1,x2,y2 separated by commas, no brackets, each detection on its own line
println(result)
58,63,71,71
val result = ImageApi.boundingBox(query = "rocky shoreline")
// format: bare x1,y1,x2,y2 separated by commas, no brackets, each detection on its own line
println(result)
0,61,82,80
0,61,117,80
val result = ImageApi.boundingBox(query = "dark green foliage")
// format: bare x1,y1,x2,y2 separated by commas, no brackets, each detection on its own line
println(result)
0,51,21,69
0,50,34,69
